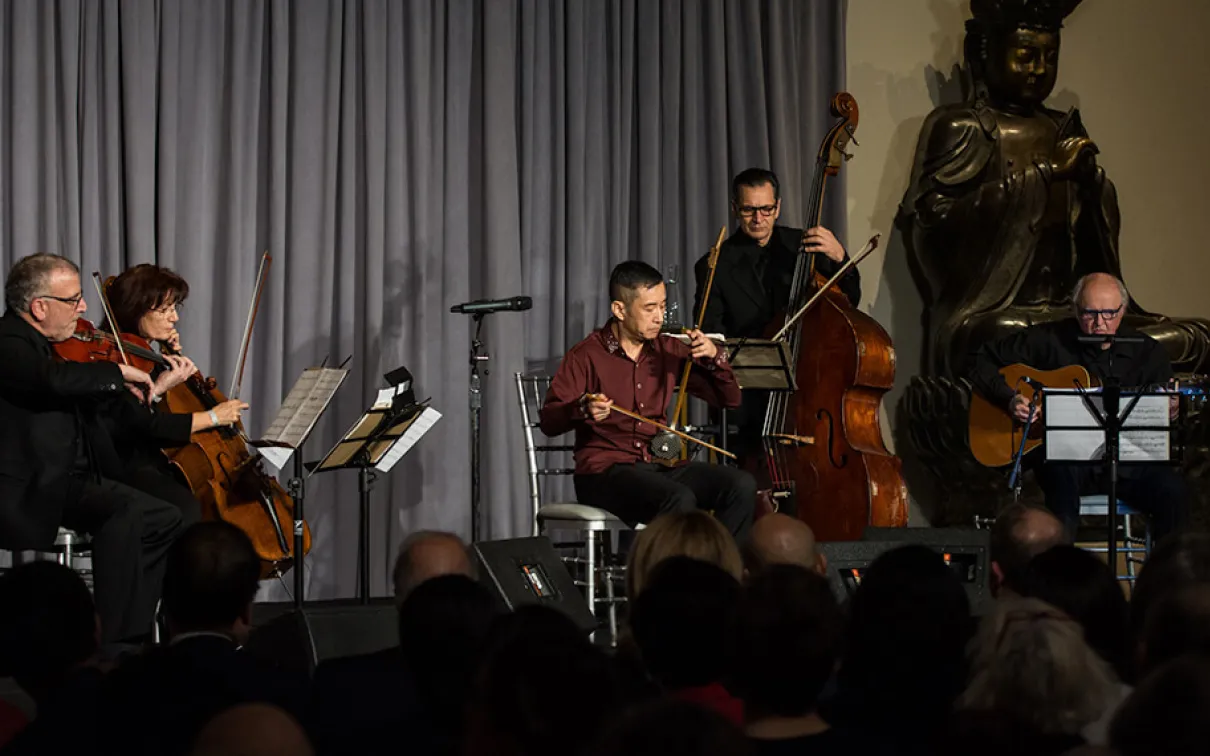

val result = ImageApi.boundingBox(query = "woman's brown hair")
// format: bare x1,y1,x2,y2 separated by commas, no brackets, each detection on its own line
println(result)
102,264,189,335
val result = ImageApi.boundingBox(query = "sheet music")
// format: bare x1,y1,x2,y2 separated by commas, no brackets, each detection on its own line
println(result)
1044,390,1170,462
260,367,349,448
374,407,441,473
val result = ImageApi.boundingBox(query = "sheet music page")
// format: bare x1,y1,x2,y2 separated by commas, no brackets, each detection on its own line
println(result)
374,407,442,473
1044,390,1171,462
261,367,349,448
258,446,294,472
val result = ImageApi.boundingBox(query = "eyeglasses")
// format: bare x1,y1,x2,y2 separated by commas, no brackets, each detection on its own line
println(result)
152,302,181,315
1078,305,1122,322
737,204,778,218
38,292,84,307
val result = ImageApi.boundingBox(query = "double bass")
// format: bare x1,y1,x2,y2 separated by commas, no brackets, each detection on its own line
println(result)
95,259,311,578
760,92,908,540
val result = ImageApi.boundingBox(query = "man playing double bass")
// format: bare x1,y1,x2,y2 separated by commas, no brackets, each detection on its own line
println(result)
970,272,1188,542
540,261,756,541
692,168,860,471
0,254,192,644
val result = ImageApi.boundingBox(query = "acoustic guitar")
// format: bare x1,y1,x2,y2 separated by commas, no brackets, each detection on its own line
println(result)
968,363,1093,468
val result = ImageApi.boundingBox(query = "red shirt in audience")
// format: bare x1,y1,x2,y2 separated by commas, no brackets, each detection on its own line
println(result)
0,699,28,748
672,682,744,726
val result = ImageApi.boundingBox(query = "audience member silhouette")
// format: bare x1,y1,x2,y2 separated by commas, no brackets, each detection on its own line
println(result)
823,545,973,755
733,564,884,756
989,504,1066,597
95,521,305,755
0,561,104,754
585,698,753,756
1021,545,1131,680
741,513,825,577
189,703,313,756
308,533,485,755
464,605,627,756
629,556,743,724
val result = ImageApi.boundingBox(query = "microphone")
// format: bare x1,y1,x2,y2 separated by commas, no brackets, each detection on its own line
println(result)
1022,376,1046,392
450,296,533,315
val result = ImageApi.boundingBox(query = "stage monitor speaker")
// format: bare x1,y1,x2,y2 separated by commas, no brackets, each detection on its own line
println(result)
818,527,991,615
472,536,597,635
243,598,399,678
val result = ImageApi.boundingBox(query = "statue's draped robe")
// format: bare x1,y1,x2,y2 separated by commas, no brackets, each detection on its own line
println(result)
901,101,1210,378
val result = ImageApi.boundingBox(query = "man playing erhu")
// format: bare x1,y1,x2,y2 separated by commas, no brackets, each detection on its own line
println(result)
540,261,756,541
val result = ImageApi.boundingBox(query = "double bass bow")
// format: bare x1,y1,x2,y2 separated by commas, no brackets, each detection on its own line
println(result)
759,91,908,540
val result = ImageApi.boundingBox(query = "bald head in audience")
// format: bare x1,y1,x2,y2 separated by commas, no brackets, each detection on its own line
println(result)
989,504,1066,597
191,704,312,756
743,513,826,577
393,530,475,601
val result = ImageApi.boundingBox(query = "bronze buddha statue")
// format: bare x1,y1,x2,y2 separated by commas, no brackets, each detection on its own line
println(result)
900,0,1210,379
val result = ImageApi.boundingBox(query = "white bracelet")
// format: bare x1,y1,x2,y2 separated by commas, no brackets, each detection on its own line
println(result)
208,409,220,427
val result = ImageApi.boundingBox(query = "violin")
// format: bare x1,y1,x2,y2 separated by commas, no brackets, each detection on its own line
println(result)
52,318,165,375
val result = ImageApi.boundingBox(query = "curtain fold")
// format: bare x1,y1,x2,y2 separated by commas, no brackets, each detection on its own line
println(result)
0,0,845,599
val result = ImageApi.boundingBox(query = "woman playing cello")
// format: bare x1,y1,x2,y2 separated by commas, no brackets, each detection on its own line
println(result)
96,264,247,523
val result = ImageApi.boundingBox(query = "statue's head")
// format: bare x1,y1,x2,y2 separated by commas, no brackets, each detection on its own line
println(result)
965,0,1082,107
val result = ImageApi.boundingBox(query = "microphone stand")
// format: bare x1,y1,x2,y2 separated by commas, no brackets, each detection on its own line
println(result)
1007,382,1043,503
469,314,489,543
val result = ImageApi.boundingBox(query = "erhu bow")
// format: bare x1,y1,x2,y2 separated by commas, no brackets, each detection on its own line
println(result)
649,225,729,460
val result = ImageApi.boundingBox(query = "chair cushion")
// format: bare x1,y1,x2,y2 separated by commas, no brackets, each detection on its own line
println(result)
537,503,625,523
1078,495,1139,517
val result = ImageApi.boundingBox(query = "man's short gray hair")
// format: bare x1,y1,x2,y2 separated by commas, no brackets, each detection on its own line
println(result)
392,530,476,600
4,254,79,313
1071,273,1129,314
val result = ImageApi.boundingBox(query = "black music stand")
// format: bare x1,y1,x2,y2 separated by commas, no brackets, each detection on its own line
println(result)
1043,361,1176,572
249,364,349,608
724,338,797,392
309,372,441,603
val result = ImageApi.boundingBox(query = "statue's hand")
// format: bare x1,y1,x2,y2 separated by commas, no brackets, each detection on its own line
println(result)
1051,136,1099,182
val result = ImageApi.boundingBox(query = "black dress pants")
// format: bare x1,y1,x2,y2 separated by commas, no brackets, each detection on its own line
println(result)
60,477,187,644
123,462,203,527
1033,461,1188,544
574,461,756,543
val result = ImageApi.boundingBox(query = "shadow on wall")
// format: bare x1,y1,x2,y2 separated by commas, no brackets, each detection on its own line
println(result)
857,7,970,524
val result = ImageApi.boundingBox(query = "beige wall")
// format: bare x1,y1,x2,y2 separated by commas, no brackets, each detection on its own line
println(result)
846,0,1210,523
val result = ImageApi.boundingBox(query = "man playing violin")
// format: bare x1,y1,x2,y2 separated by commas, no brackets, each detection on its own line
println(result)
0,254,189,644
692,168,859,470
540,261,755,541
97,264,248,524
970,272,1188,541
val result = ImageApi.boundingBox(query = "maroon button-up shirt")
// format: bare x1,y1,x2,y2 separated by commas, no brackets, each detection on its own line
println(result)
539,320,742,475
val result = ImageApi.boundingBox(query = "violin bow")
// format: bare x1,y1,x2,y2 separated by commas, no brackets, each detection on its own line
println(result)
229,252,272,400
90,273,132,367
668,225,728,428
586,393,737,460
771,233,880,342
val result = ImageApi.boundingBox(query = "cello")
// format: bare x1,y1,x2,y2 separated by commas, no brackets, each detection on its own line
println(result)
97,258,312,578
760,92,908,540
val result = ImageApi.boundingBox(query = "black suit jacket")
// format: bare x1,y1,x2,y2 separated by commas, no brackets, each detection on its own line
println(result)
307,646,428,755
0,311,127,549
95,634,309,756
693,225,861,338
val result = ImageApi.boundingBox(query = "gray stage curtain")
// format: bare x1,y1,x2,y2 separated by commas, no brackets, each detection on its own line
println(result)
0,0,845,599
